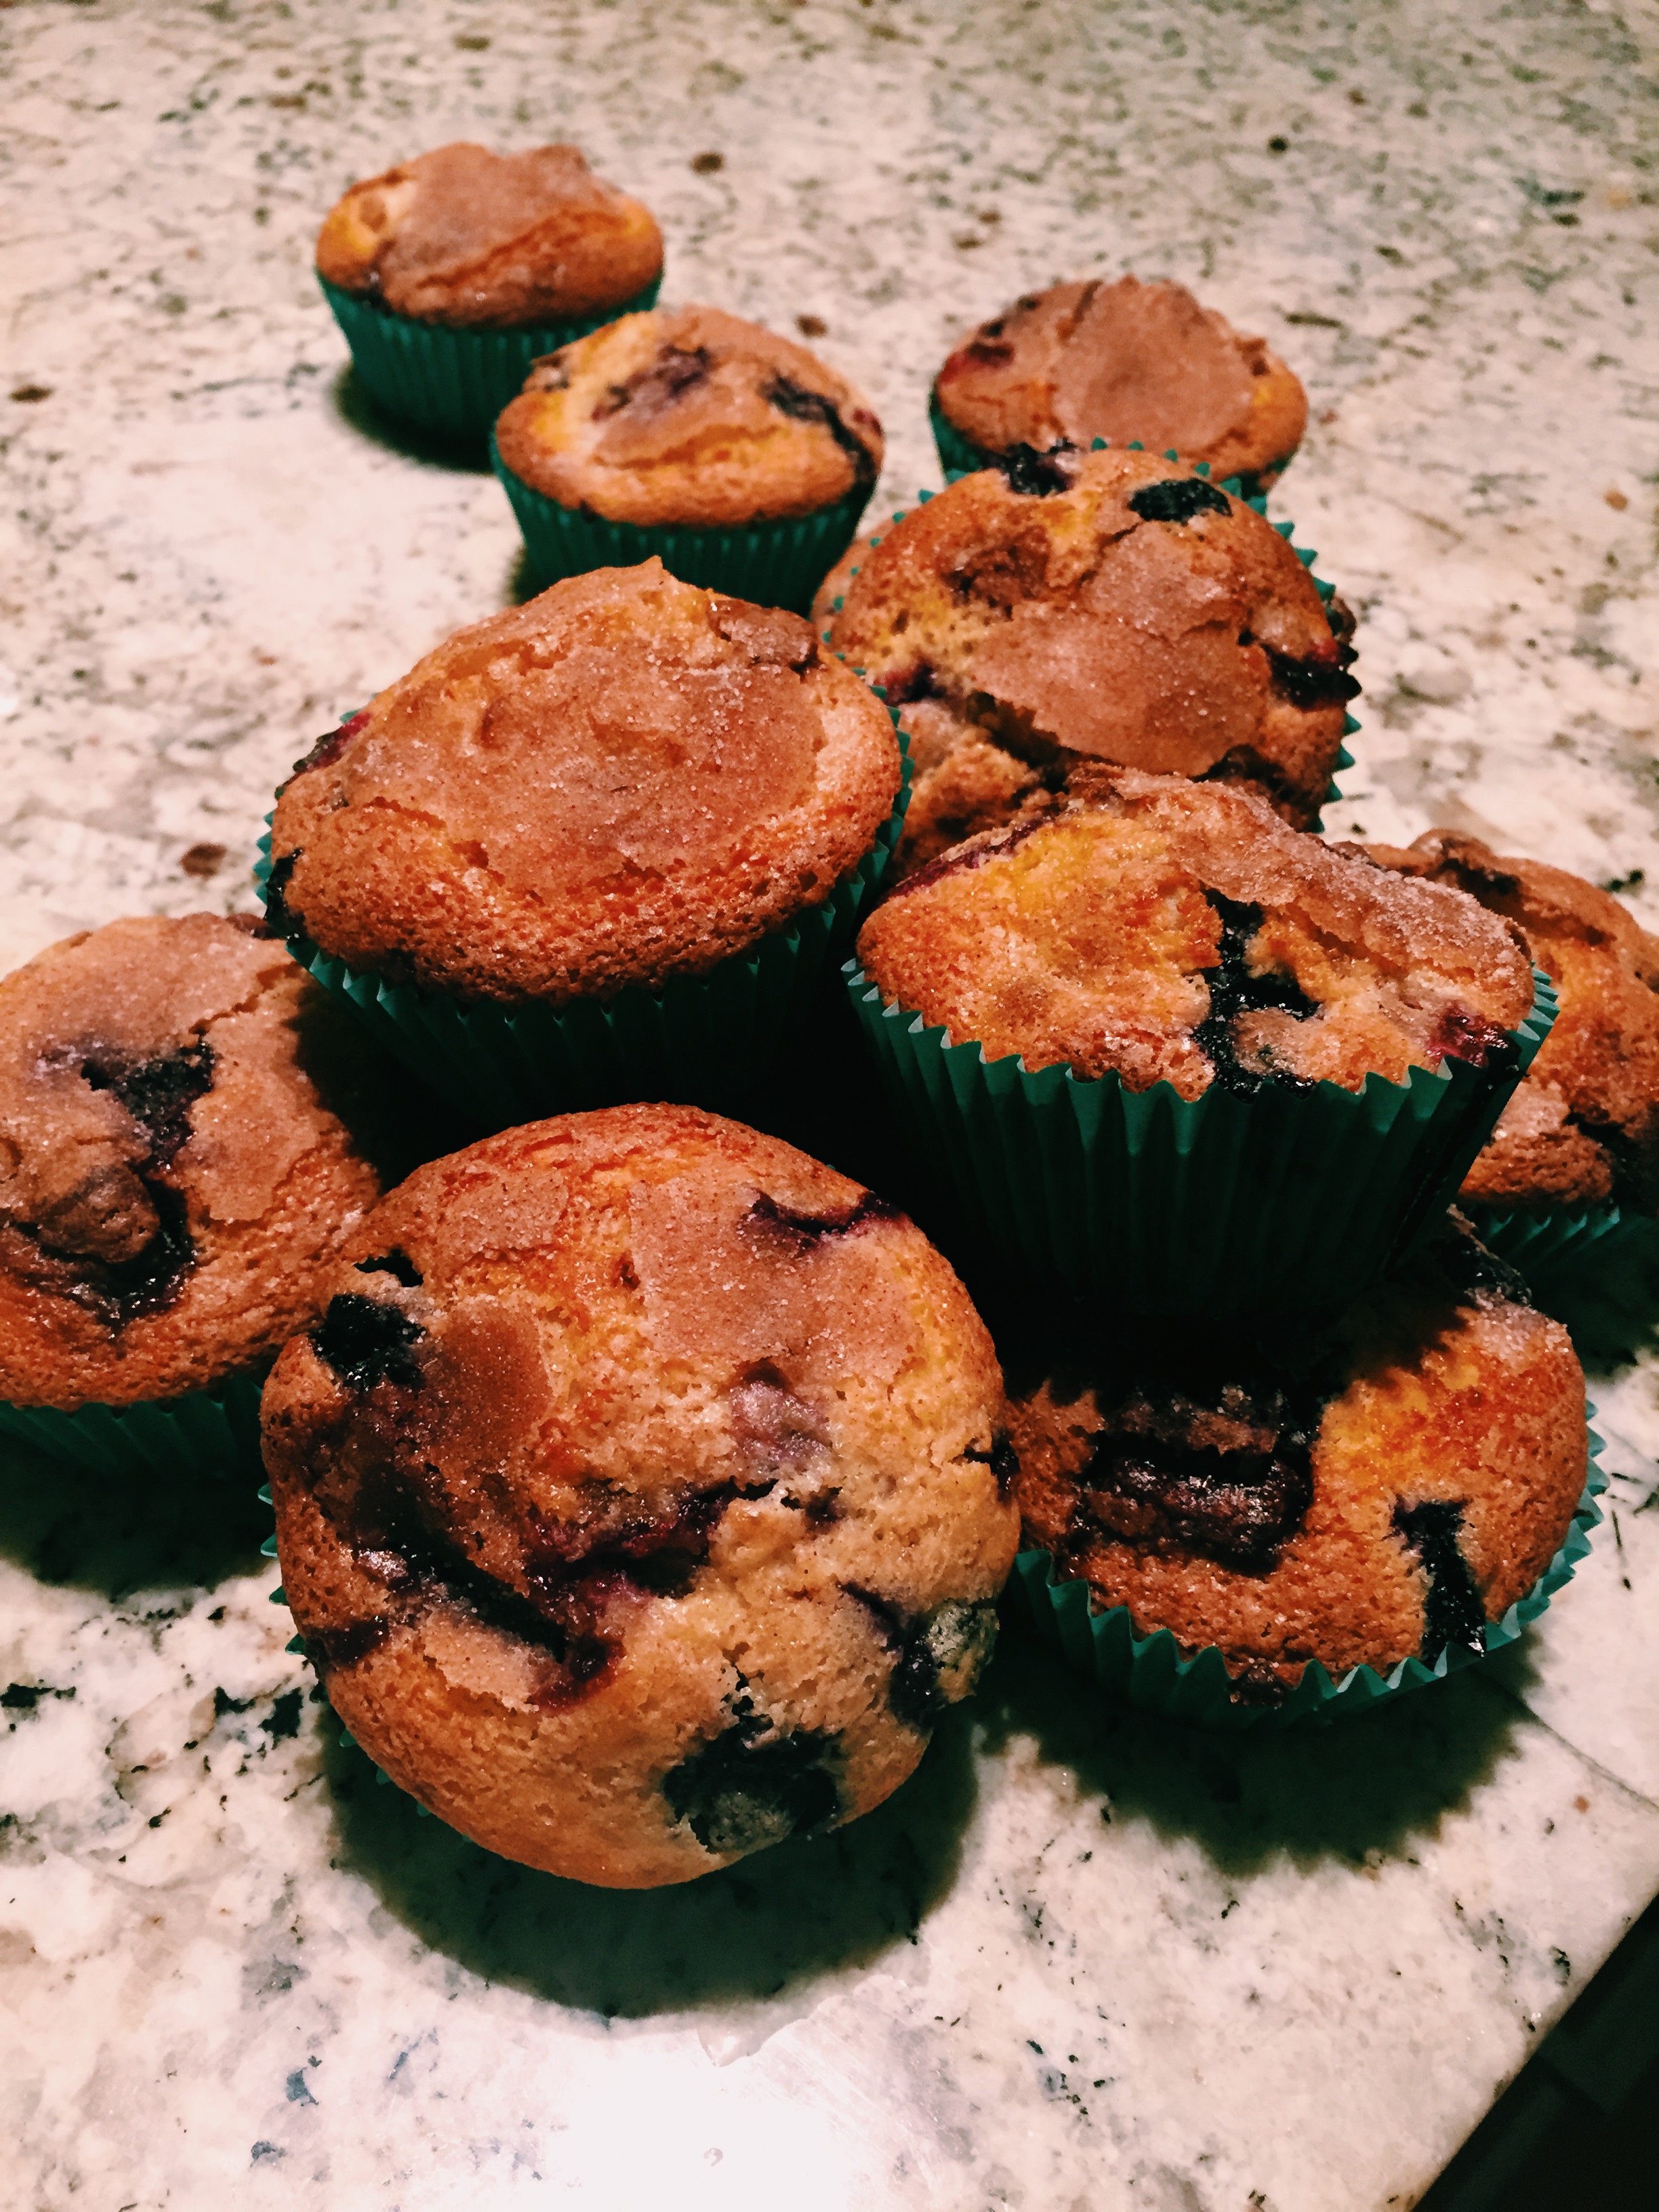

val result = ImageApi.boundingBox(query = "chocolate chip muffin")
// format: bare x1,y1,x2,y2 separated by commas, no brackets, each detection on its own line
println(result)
857,769,1534,1101
266,1104,1019,1887
1006,1223,1589,1700
0,916,389,1411
933,277,1308,497
1364,832,1659,1216
316,141,661,330
821,446,1357,867
266,561,901,1008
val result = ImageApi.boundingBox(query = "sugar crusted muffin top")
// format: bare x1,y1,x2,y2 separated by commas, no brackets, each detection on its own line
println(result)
822,446,1357,848
265,1103,1018,1886
856,769,1536,1099
0,916,389,1409
935,277,1308,495
266,562,901,1006
1005,1223,1587,1697
494,304,884,528
1366,830,1659,1214
314,141,662,329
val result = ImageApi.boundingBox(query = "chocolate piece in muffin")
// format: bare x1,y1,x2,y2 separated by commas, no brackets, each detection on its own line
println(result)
934,278,1308,497
1364,831,1659,1214
857,768,1534,1100
1005,1219,1588,1696
266,1104,1018,1887
267,561,900,1006
820,447,1357,863
494,305,883,529
314,142,662,329
0,916,389,1410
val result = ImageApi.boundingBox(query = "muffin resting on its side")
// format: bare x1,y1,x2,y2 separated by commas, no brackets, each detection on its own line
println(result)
1006,1223,1588,1698
1364,832,1659,1216
820,447,1357,866
266,1104,1019,1887
0,916,388,1409
315,141,662,329
934,276,1308,495
266,560,901,1006
856,768,1534,1101
493,304,883,529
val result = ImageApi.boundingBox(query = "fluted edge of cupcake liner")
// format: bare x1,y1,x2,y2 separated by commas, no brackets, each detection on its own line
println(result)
490,431,874,614
0,1365,270,1482
1004,1420,1605,1732
843,960,1557,1316
1464,1200,1638,1280
319,274,663,444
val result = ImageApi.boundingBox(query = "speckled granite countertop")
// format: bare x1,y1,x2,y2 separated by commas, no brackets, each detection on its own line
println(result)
3,3,1658,2208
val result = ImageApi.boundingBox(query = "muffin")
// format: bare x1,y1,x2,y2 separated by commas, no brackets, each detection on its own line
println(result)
820,445,1357,867
1364,832,1659,1219
266,1103,1019,1887
931,279,1307,497
848,769,1547,1313
1004,1221,1589,1708
264,561,903,1124
315,141,663,441
492,306,884,609
0,916,388,1424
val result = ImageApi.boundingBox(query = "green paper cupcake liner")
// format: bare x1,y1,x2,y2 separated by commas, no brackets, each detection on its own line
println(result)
0,1365,268,1482
320,273,663,445
1465,1201,1636,1279
1004,1420,1605,1732
255,736,910,1131
845,960,1557,1317
928,388,1298,498
491,431,874,614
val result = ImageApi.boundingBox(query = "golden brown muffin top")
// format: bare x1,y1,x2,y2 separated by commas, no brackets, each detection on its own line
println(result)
856,769,1535,1098
267,562,901,1006
494,305,884,528
935,278,1308,491
1364,830,1659,1212
314,141,662,329
0,916,388,1408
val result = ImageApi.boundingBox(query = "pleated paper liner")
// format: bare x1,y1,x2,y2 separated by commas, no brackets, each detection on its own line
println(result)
255,739,911,1132
1005,1424,1605,1734
1466,1200,1636,1282
844,961,1557,1318
927,388,1300,500
320,273,662,445
0,1365,268,1482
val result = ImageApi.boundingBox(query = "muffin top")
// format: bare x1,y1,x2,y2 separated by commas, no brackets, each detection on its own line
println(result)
266,562,901,1006
493,305,884,528
314,141,662,329
823,445,1357,836
1005,1222,1587,1696
0,916,389,1410
855,768,1536,1099
1366,830,1659,1213
266,1104,1018,1885
934,277,1309,493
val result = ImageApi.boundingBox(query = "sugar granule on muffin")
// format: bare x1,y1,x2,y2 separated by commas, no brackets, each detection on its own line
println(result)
0,916,389,1410
266,560,901,1006
266,1103,1019,1887
934,276,1308,495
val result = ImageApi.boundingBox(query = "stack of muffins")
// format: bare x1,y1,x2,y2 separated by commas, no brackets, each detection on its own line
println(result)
0,139,1627,1887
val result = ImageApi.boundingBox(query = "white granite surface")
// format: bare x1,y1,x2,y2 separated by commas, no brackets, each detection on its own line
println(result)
2,2,1658,2207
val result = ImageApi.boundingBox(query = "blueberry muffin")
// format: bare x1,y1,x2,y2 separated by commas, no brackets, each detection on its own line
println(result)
266,561,900,1009
0,916,389,1410
1364,832,1659,1216
266,1104,1019,1887
820,446,1357,866
1005,1221,1588,1699
857,769,1534,1100
933,277,1308,497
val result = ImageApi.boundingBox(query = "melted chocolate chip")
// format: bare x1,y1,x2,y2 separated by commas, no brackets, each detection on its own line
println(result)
848,1589,1000,1729
262,850,302,940
354,1249,423,1288
1128,476,1233,525
596,344,711,419
743,1188,903,1252
763,374,880,485
663,1691,840,1856
998,442,1078,497
310,1294,425,1393
1193,894,1318,1098
1392,1498,1486,1656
